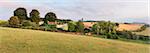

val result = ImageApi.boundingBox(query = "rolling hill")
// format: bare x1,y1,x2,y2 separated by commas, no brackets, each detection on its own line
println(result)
134,27,150,36
117,24,144,31
0,27,149,53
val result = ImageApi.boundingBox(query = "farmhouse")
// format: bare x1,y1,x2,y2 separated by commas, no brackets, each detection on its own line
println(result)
47,21,57,25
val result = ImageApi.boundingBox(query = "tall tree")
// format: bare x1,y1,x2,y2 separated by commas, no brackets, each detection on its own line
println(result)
44,12,57,24
14,7,28,23
92,21,118,39
76,22,84,33
30,9,40,24
68,22,76,32
9,16,20,27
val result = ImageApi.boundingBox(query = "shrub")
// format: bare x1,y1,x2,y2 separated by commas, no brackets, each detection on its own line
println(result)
21,20,39,29
0,20,8,26
43,24,57,31
68,22,76,32
139,36,150,41
22,20,32,27
84,28,91,33
76,22,84,32
8,16,20,28
117,30,150,41
117,31,133,39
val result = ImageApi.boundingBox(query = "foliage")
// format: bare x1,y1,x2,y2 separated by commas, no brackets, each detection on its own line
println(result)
30,9,40,24
8,16,20,27
84,28,91,33
92,21,118,39
43,24,57,31
117,31,133,39
76,22,84,33
14,7,28,23
0,20,8,26
44,12,57,24
117,30,150,41
22,20,32,27
56,19,72,24
68,22,76,32
21,20,39,29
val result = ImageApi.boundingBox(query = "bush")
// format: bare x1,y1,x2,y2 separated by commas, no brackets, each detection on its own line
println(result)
9,16,20,28
21,20,39,29
68,22,76,32
43,24,57,31
117,30,150,41
0,20,8,26
139,36,150,41
22,20,32,27
117,31,133,39
76,22,84,32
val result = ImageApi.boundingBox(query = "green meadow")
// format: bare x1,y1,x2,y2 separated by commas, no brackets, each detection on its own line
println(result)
0,27,149,53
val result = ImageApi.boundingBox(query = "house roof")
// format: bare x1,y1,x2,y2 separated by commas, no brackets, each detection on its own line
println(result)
47,21,57,25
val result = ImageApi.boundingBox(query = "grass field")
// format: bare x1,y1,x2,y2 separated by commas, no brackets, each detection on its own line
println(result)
0,27,149,53
0,20,7,23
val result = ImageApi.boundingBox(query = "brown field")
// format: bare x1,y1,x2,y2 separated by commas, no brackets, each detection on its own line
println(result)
134,28,150,36
83,22,96,28
117,24,144,31
82,22,144,31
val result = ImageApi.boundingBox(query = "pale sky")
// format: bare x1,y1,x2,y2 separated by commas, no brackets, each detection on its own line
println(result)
0,0,149,24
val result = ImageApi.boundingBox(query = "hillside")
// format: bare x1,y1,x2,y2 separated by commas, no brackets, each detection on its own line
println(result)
117,24,144,31
0,27,149,53
134,28,150,36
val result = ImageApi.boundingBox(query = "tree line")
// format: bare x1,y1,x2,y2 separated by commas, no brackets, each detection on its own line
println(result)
1,7,149,43
9,7,57,27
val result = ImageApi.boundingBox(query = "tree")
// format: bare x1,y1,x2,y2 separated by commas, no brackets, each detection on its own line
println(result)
22,20,32,27
9,16,20,27
44,12,57,24
76,22,84,33
14,7,28,23
92,21,118,39
44,24,57,31
68,22,76,32
30,9,40,24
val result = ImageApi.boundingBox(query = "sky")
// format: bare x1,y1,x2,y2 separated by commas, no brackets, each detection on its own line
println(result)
0,0,149,24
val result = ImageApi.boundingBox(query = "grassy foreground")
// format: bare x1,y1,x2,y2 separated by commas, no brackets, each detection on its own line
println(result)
0,27,149,53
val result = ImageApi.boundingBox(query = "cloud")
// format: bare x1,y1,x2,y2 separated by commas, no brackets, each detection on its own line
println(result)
0,0,149,24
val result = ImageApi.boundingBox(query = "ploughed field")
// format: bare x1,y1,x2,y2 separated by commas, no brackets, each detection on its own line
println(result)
0,27,149,53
